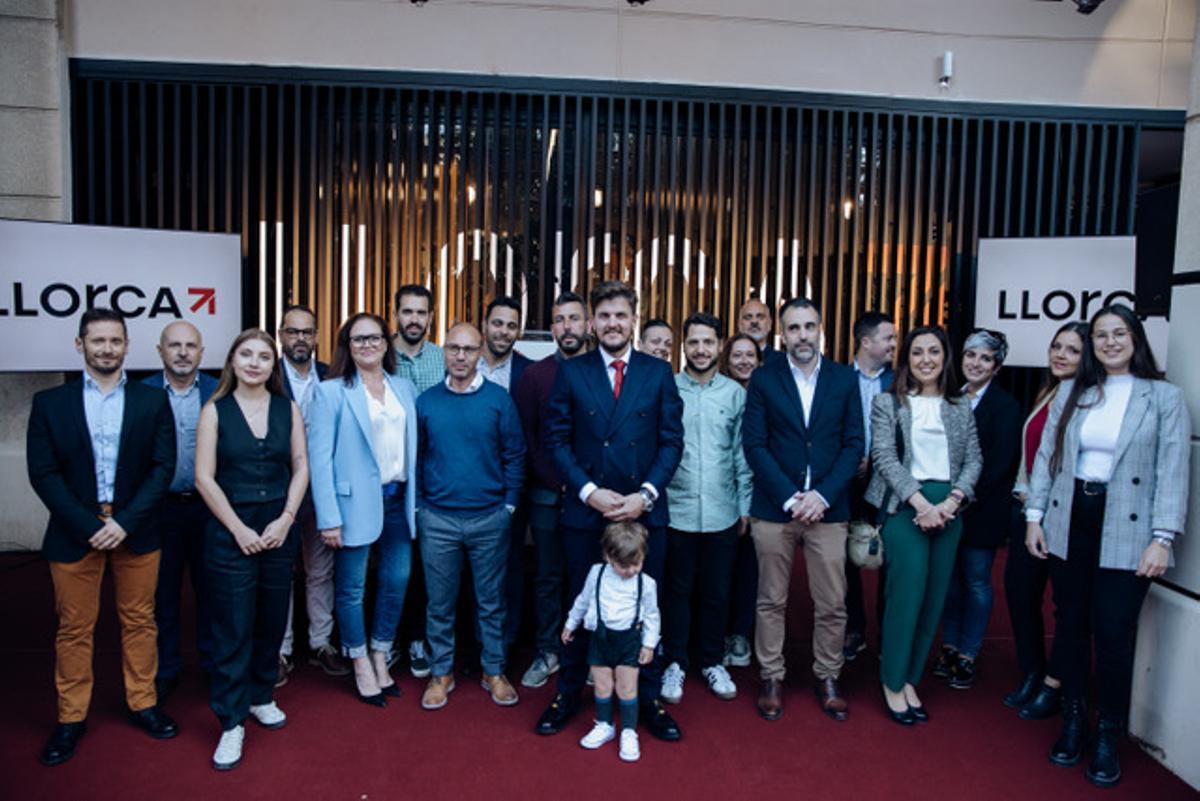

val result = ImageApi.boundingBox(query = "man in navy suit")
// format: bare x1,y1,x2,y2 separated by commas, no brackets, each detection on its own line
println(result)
843,311,896,661
743,297,864,722
142,321,218,702
535,281,685,742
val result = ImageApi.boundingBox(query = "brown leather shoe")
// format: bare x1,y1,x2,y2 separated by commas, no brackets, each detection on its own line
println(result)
482,673,520,706
757,678,784,721
815,676,849,721
307,644,352,677
421,675,455,710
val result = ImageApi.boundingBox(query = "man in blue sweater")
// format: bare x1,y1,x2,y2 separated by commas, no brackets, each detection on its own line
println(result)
417,322,526,711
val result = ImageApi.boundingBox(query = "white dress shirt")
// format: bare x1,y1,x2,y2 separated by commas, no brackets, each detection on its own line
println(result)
283,358,318,420
564,563,661,650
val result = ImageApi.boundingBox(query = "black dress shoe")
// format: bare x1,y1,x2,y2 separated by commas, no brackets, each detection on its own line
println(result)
128,707,179,740
1049,699,1087,766
1019,683,1061,720
535,692,580,736
1086,719,1122,788
908,703,929,723
642,699,682,742
1003,672,1042,709
40,722,86,766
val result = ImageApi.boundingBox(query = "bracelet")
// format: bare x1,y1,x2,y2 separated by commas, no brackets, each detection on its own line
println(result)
1152,536,1173,550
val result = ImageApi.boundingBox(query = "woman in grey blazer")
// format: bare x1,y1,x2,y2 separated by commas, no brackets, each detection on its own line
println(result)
865,326,982,725
1026,304,1189,788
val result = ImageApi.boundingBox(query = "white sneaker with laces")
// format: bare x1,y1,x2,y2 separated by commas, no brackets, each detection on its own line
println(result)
579,720,616,749
212,725,244,771
702,664,738,700
661,661,685,704
619,729,640,762
249,701,287,729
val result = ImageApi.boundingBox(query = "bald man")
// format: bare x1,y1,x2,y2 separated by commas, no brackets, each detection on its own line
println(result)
143,321,219,702
415,323,526,711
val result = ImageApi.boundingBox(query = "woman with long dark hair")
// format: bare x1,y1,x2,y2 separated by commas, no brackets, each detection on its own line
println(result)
195,329,308,770
1026,304,1190,788
307,312,419,707
1003,321,1088,718
864,325,981,725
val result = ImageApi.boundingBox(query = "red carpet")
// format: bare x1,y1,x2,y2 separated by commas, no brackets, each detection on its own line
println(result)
1,550,1195,801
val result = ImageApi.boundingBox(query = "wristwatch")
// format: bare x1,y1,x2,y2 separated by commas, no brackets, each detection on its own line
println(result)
1152,536,1174,550
639,488,655,513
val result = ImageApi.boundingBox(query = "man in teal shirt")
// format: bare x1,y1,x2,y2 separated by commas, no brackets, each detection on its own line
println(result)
660,312,753,706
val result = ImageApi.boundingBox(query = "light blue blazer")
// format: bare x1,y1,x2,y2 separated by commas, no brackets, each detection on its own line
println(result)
307,373,419,547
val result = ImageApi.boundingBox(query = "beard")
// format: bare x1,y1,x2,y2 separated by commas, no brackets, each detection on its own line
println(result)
557,332,585,356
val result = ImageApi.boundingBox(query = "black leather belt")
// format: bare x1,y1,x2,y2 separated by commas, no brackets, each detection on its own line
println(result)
1075,479,1107,497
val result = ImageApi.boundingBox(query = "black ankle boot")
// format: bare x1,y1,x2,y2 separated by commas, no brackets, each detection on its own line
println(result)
1019,682,1061,720
1004,672,1042,709
1049,698,1088,767
1086,718,1122,788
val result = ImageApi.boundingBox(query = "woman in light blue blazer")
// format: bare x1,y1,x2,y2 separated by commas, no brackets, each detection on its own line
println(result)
308,312,418,707
1026,303,1190,788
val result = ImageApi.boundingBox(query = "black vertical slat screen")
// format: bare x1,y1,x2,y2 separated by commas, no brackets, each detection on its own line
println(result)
70,61,1176,374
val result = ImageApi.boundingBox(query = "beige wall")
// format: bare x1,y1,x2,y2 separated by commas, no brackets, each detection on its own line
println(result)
64,0,1193,108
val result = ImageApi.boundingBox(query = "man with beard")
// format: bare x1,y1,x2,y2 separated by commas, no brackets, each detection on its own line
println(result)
142,322,218,703
28,308,179,766
742,297,863,722
738,298,777,358
276,305,347,685
639,319,674,363
393,284,445,395
659,313,753,705
512,292,589,688
478,295,532,393
535,281,685,743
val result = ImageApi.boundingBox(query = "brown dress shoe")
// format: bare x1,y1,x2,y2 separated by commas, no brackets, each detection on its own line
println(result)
815,676,849,721
308,644,352,677
482,673,520,706
421,675,456,710
757,678,784,720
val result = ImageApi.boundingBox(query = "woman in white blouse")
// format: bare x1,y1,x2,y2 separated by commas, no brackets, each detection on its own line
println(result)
1025,304,1190,788
308,313,419,706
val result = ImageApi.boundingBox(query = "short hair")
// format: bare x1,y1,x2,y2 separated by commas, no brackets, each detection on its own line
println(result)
963,328,1010,366
394,284,433,311
602,521,648,568
682,312,722,340
78,307,126,339
280,304,316,326
485,295,522,321
853,311,893,345
552,291,586,311
779,296,819,322
589,280,638,313
741,297,774,317
641,318,673,337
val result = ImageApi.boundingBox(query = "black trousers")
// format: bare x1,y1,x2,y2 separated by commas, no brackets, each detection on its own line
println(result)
206,500,298,731
557,524,666,702
1048,483,1151,725
1003,529,1063,678
528,490,566,655
155,494,214,679
663,526,738,670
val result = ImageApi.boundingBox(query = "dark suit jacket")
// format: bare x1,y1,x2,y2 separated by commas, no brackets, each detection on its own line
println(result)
743,356,864,523
546,348,684,530
961,383,1022,549
509,351,532,396
142,370,219,404
27,379,176,563
282,360,328,401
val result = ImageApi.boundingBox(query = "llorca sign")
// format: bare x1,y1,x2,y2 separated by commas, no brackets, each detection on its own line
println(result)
0,220,242,371
974,237,1168,367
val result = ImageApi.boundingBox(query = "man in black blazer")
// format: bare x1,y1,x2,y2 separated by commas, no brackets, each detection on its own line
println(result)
742,297,864,722
27,308,178,766
535,281,685,742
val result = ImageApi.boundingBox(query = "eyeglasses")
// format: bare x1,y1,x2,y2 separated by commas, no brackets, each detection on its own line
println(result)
445,344,481,356
349,334,386,347
281,327,316,339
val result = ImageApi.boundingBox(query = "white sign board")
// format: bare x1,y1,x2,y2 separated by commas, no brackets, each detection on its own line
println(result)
975,237,1168,367
0,220,242,371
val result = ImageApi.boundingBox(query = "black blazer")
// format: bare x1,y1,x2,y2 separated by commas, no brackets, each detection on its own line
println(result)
546,348,684,530
508,351,533,396
743,356,864,523
282,360,328,401
27,379,176,563
961,383,1022,549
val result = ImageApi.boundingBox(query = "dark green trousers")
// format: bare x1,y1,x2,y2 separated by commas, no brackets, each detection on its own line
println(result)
880,481,962,692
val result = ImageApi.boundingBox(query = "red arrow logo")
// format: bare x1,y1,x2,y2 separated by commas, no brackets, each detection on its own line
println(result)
188,287,216,314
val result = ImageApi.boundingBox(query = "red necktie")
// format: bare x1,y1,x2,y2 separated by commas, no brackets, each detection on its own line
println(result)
611,359,626,400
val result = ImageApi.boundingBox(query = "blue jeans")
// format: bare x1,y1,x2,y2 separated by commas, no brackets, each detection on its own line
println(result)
419,505,510,676
333,488,412,658
941,546,997,660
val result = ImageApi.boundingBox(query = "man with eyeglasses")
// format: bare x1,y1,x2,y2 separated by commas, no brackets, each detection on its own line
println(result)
415,323,526,710
276,305,349,685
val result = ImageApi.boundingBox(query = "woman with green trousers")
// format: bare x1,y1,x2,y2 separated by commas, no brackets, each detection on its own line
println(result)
864,326,982,725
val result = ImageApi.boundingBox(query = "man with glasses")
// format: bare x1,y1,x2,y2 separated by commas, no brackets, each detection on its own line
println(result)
276,305,348,685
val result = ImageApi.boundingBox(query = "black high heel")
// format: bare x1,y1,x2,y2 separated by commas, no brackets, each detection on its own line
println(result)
380,684,401,698
880,685,915,726
356,689,387,707
908,703,929,723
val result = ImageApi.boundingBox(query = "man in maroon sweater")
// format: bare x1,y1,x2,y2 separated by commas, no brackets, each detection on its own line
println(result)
512,291,590,688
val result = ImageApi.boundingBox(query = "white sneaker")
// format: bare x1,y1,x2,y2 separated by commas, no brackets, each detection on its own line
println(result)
579,720,616,750
661,662,684,704
212,725,244,771
619,729,640,762
249,701,287,729
702,665,738,700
